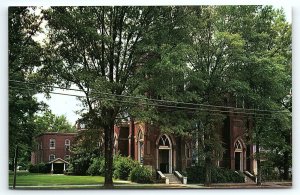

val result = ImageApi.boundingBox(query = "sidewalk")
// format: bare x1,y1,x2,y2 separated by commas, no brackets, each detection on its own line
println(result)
9,181,292,189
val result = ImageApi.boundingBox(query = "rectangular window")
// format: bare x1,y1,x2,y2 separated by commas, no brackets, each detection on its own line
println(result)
49,154,55,161
65,139,70,151
50,139,55,149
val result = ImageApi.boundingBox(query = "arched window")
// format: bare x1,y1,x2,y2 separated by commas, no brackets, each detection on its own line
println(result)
158,134,171,148
138,130,144,163
234,140,243,151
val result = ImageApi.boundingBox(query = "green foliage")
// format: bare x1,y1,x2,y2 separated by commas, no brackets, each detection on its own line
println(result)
186,166,244,183
9,7,51,164
261,161,281,181
113,156,139,180
34,110,76,134
129,166,153,183
87,157,105,176
70,154,92,175
28,163,50,173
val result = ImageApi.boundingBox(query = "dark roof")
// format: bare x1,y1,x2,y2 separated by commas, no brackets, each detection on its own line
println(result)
35,132,77,138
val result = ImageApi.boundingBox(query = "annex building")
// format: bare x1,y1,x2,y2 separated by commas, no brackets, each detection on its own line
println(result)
31,132,76,173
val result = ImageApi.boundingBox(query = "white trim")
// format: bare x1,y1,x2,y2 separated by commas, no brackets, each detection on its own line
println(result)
234,139,244,171
49,157,70,164
49,139,55,149
137,130,144,163
156,134,173,173
49,154,55,161
65,139,70,146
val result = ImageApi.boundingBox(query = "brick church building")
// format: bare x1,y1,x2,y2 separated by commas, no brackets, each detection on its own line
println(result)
112,114,257,175
31,113,257,175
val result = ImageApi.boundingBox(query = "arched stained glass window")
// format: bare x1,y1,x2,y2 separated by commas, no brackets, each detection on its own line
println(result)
234,140,243,151
158,135,170,147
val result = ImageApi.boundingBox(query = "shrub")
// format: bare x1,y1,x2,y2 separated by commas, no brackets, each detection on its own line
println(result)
261,161,280,181
65,164,74,175
186,166,244,183
129,166,153,183
28,163,50,173
71,155,92,175
87,157,105,176
113,156,139,180
211,168,244,183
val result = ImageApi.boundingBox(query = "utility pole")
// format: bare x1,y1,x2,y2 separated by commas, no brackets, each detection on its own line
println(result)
13,145,18,189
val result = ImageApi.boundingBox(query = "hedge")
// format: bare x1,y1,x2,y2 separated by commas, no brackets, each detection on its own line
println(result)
186,166,244,183
129,165,153,183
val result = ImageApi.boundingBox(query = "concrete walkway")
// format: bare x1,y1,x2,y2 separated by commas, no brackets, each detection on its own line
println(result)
9,181,292,189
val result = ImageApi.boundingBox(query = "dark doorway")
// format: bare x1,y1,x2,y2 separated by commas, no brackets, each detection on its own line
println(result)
235,152,241,171
53,163,64,174
246,145,251,171
159,149,169,173
119,127,129,156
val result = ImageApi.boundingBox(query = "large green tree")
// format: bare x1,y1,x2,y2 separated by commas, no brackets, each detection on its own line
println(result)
224,6,291,184
9,7,46,163
183,5,291,185
43,6,170,187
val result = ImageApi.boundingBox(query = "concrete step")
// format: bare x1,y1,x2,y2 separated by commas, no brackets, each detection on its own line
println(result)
243,171,257,184
164,173,182,184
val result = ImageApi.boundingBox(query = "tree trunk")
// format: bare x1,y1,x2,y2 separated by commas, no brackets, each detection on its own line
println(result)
283,151,289,180
205,157,212,187
256,141,262,186
13,145,18,189
204,124,212,187
104,120,115,188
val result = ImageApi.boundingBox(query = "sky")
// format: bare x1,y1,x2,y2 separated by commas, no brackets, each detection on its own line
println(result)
34,5,292,125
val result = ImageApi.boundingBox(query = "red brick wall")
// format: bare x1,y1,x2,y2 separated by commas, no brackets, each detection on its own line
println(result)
33,133,76,164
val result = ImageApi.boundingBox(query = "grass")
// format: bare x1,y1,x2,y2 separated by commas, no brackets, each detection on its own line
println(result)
9,171,108,186
8,171,195,189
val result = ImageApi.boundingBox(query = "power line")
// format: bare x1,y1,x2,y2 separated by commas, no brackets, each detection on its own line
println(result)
9,79,290,114
9,85,286,119
9,84,288,118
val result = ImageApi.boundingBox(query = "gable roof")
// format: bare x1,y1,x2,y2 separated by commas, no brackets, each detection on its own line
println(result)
48,158,70,164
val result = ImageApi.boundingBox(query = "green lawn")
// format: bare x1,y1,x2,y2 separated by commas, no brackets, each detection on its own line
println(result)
9,171,108,186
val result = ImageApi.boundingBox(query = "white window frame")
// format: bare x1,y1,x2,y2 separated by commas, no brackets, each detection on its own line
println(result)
49,154,55,161
65,139,70,150
50,139,55,149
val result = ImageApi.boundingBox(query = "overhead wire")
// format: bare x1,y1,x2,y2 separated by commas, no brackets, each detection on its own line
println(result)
9,85,288,120
9,79,290,115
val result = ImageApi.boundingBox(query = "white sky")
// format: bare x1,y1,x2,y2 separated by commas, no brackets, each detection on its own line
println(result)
34,5,292,125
